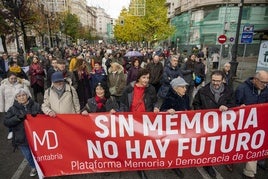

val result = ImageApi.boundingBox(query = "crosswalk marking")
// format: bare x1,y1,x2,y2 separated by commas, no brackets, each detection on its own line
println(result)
11,159,27,179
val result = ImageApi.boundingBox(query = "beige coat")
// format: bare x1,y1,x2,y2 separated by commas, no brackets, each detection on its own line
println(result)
41,83,80,115
0,78,31,112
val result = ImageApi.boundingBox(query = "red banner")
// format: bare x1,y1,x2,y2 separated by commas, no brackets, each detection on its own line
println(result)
24,104,268,178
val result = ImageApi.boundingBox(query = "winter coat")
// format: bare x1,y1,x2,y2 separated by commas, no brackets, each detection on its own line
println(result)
90,68,107,93
108,65,126,96
28,63,45,87
127,66,140,84
192,83,236,110
0,58,7,79
146,62,163,85
120,81,157,112
4,98,42,147
41,83,80,115
235,77,268,105
81,96,119,113
180,59,195,85
158,63,183,98
0,79,31,112
160,88,190,111
46,67,57,87
73,69,91,108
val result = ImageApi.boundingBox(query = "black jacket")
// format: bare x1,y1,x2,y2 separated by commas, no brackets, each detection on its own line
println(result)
120,82,157,112
160,88,190,111
4,98,42,147
192,83,236,110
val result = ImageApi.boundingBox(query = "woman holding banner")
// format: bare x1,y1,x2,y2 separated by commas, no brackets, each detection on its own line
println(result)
160,77,190,178
80,81,119,114
119,68,159,179
4,88,42,177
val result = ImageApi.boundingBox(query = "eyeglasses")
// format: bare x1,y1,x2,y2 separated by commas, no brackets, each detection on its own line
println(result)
255,78,268,86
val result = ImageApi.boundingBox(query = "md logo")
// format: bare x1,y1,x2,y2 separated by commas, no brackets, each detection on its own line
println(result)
33,130,58,151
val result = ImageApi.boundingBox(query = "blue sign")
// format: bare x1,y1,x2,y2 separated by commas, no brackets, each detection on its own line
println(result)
243,24,254,32
241,32,253,44
230,37,235,42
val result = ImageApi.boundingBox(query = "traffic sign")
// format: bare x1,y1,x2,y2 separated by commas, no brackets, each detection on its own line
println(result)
230,37,235,42
218,34,227,44
241,32,253,44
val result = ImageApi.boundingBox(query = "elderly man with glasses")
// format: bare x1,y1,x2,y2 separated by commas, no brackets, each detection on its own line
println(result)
235,70,268,179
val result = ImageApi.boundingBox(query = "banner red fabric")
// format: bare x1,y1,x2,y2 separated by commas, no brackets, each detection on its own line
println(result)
24,104,268,178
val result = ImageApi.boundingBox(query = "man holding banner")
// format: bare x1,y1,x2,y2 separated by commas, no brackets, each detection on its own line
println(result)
192,70,236,178
235,70,268,179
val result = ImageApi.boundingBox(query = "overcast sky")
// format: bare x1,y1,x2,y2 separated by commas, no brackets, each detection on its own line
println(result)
87,0,131,19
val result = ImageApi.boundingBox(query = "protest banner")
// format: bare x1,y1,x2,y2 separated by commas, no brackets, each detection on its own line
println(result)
24,104,268,178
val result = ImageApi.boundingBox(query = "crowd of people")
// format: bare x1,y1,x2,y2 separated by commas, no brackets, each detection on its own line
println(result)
0,44,267,178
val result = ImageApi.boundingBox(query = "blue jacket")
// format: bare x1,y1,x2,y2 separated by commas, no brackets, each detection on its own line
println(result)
235,77,268,105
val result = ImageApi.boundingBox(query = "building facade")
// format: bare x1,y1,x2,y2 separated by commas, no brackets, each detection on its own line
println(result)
166,0,268,56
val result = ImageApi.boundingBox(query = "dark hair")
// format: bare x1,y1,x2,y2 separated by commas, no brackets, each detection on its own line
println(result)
136,68,150,82
210,70,224,79
131,57,140,66
57,59,66,64
7,71,17,78
93,82,110,99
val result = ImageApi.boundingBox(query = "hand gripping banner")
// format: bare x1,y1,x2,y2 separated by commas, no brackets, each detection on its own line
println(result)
24,104,268,178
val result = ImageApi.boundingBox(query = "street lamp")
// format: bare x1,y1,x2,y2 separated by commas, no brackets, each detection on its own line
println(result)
230,0,244,76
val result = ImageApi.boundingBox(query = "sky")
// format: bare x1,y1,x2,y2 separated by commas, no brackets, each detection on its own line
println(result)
87,0,131,19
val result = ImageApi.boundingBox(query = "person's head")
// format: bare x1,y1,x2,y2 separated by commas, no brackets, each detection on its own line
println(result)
94,62,101,70
132,57,140,67
74,56,86,70
253,70,268,90
57,59,66,71
93,82,110,99
110,62,121,72
170,55,179,67
136,68,150,87
51,71,65,90
210,70,225,89
15,88,30,105
170,77,188,96
153,55,160,64
2,52,8,60
190,54,196,61
9,60,19,68
7,72,18,84
32,56,39,64
223,62,231,72
51,58,58,68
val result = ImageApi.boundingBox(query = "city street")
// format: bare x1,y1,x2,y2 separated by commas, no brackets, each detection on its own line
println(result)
0,57,267,179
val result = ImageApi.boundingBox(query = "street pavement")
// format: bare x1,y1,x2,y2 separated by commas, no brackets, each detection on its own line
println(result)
0,56,268,179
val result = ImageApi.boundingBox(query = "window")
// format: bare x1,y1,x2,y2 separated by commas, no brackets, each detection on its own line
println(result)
242,7,250,20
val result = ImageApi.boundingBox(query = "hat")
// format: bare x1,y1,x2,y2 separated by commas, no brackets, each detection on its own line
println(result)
170,77,188,88
15,88,30,98
51,72,64,83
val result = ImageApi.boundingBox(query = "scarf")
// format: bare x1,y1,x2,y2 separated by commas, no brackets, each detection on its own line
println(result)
210,83,224,103
9,66,21,73
95,95,106,111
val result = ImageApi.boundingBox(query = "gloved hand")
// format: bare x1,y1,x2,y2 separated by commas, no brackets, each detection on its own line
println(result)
31,112,37,117
18,113,26,121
